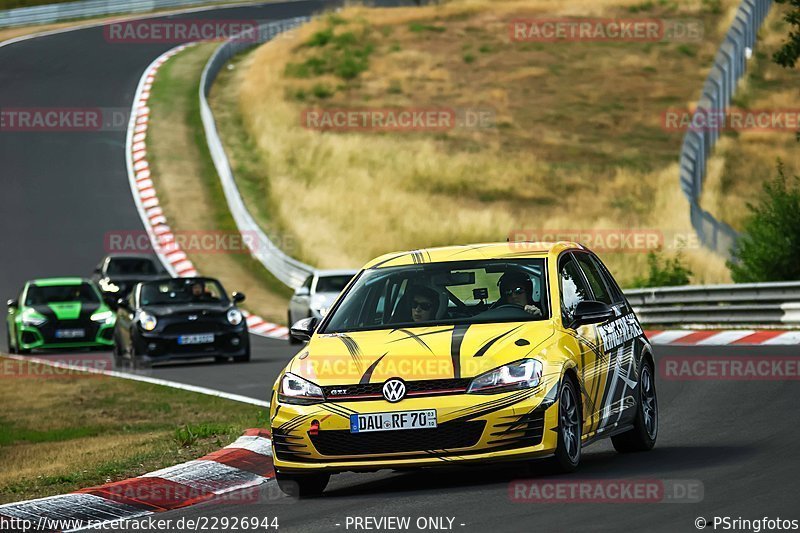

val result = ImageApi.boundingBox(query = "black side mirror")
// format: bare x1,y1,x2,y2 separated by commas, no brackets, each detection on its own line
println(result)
232,292,246,304
572,300,614,328
116,298,130,311
7,299,18,309
290,317,318,342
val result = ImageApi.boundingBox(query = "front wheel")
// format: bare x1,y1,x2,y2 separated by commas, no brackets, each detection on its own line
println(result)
612,359,658,453
275,470,330,498
552,376,582,472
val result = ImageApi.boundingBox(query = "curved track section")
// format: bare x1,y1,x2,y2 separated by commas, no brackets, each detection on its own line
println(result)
2,3,799,531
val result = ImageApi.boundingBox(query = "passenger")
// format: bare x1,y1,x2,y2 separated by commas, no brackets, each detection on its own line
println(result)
407,285,439,323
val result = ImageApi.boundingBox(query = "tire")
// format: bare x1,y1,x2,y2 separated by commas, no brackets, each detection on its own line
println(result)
288,312,302,345
552,375,582,473
612,359,658,453
275,470,330,498
234,347,251,363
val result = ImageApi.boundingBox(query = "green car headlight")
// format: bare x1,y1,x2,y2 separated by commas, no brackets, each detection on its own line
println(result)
91,310,115,324
21,310,47,327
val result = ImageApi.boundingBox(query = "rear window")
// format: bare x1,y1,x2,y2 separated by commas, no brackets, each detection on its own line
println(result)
25,283,99,305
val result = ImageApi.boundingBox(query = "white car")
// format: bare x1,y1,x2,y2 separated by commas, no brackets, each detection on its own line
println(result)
288,270,356,344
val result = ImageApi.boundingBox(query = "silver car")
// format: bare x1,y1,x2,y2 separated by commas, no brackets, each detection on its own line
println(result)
288,270,357,344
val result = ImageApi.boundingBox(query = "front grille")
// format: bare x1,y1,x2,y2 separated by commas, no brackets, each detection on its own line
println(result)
323,378,471,401
36,319,99,343
307,421,485,457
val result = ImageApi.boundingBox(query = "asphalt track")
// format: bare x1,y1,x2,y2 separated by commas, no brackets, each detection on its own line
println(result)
2,3,800,532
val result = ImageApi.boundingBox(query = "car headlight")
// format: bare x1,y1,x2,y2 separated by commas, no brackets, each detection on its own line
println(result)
279,373,325,405
467,359,543,394
21,312,47,327
91,310,114,324
138,311,158,331
227,308,243,326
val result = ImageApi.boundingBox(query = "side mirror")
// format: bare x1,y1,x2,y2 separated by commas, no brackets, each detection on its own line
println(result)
572,300,614,328
116,298,130,311
93,266,102,275
7,299,18,309
232,292,246,304
294,286,310,297
290,317,318,342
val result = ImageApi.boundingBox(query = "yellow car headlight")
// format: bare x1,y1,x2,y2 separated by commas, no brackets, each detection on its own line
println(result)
467,359,543,394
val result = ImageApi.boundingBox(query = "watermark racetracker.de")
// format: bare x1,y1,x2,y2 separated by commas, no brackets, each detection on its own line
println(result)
661,356,800,381
301,107,495,132
509,478,704,503
509,18,703,43
507,229,701,253
104,230,277,255
0,107,130,132
662,108,800,132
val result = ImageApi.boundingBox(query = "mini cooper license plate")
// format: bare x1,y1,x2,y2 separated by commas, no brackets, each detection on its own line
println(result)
55,329,84,339
177,334,214,345
350,409,437,434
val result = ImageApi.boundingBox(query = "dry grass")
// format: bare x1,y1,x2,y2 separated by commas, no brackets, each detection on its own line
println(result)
215,0,745,286
700,6,800,230
146,43,291,323
0,356,261,503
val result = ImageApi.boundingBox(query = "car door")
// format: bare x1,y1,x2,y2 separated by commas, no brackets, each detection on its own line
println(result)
558,252,607,438
573,252,641,433
290,275,314,323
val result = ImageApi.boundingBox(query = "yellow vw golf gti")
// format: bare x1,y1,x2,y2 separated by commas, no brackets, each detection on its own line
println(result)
270,242,657,496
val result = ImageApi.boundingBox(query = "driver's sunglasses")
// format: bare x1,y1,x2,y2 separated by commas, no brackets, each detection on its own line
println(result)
412,300,433,311
503,286,527,297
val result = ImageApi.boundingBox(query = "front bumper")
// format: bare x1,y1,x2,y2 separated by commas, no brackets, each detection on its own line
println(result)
17,322,114,351
270,384,559,473
131,326,249,361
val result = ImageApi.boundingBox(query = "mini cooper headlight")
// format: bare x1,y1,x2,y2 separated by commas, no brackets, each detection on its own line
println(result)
279,373,325,405
227,308,243,326
467,359,543,394
138,311,158,332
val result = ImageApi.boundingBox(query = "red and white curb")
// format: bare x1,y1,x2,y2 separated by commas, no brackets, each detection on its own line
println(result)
645,330,800,346
0,430,274,532
124,44,288,341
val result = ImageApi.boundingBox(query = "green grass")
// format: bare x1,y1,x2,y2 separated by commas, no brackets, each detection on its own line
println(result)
0,356,263,503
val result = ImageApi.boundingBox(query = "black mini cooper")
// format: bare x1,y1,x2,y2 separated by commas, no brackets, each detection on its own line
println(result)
113,277,249,366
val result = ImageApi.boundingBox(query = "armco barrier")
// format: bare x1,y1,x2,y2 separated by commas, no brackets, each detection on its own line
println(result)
0,0,251,28
199,18,314,289
625,281,800,327
679,0,772,258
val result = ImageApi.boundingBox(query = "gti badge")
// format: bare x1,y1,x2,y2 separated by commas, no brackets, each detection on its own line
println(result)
382,378,406,403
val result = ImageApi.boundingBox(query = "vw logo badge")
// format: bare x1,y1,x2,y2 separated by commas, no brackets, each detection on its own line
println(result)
382,378,406,403
188,315,198,321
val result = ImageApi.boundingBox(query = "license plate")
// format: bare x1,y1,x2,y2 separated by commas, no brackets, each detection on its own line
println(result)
55,329,84,339
350,409,437,434
177,334,214,345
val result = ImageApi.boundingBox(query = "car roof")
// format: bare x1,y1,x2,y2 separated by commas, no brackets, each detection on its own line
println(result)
315,269,358,277
29,277,88,287
363,242,585,269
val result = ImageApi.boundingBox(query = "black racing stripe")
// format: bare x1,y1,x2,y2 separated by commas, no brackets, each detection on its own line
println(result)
360,352,388,384
320,403,357,417
473,325,523,358
449,388,531,417
278,413,314,433
390,329,434,353
450,389,538,424
389,327,455,340
450,324,470,378
370,252,414,269
338,334,363,369
449,244,497,257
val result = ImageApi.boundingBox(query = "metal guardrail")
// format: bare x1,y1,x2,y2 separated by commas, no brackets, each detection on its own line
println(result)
625,282,800,326
199,18,314,289
0,0,246,28
680,0,772,258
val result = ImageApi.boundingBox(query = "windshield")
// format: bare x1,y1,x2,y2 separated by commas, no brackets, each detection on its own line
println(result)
106,257,159,276
316,275,353,293
139,278,229,306
322,260,548,333
25,283,100,305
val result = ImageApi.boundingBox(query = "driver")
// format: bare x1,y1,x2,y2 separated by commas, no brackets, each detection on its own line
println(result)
407,285,439,323
189,281,211,301
498,271,542,317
